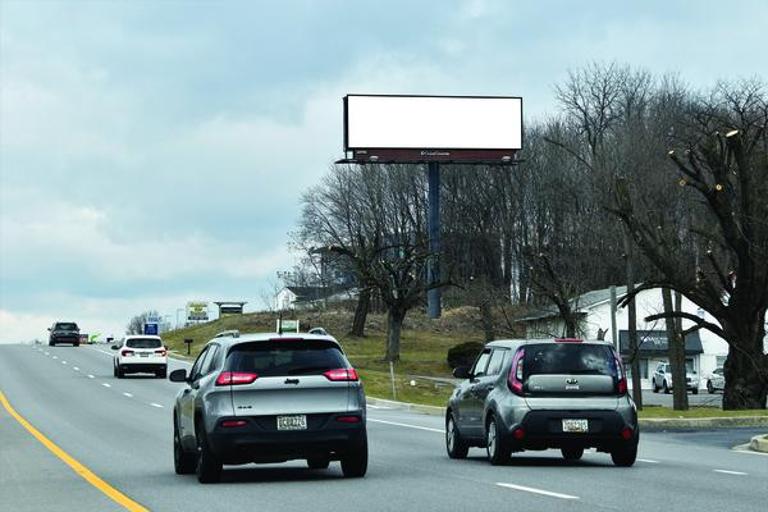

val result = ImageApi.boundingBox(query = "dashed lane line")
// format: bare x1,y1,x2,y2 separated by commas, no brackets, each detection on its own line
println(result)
496,482,579,500
102,383,111,388
122,392,133,398
149,403,164,408
714,469,748,476
73,366,80,371
638,458,660,464
87,375,95,379
368,418,445,434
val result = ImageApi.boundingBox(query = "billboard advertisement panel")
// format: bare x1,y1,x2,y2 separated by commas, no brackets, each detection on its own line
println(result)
186,301,209,322
344,95,522,152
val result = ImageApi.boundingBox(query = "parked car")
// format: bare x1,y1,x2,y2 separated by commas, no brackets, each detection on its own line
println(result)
445,338,638,467
170,331,367,483
111,335,168,378
651,362,700,394
707,367,725,394
48,322,80,347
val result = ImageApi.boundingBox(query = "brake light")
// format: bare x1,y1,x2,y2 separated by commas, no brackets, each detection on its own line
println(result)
620,426,634,440
335,415,361,423
613,350,628,396
512,427,526,440
221,420,248,428
216,371,259,386
155,349,167,356
121,349,135,357
555,338,583,343
507,348,525,395
323,368,359,381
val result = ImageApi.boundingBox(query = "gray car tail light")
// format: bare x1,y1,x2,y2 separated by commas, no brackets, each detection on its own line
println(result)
507,348,525,395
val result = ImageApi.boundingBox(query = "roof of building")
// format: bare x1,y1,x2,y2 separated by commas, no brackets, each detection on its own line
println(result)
516,285,630,323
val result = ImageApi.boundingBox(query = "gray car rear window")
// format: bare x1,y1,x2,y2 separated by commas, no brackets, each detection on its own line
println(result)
126,338,162,349
225,340,347,377
524,344,617,377
55,323,78,330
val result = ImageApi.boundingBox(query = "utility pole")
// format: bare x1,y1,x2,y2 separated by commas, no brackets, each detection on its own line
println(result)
426,161,441,318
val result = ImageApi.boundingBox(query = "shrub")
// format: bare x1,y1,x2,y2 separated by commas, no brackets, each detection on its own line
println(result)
446,341,484,369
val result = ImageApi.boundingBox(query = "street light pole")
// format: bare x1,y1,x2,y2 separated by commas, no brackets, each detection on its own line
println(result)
176,308,184,329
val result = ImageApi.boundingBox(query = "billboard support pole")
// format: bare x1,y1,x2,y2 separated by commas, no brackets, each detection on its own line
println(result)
427,161,441,319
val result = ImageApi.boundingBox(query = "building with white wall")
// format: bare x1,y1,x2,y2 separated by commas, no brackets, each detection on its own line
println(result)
518,286,735,389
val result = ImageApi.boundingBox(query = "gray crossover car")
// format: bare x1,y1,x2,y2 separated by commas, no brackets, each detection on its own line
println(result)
446,338,638,466
170,331,367,483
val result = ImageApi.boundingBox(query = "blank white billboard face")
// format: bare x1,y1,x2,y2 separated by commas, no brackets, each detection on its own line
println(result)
345,95,522,150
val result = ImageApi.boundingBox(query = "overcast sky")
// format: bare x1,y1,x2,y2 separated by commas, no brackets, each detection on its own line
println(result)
1,0,766,342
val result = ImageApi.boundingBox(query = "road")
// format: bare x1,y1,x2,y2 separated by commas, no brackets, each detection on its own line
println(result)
1,343,766,512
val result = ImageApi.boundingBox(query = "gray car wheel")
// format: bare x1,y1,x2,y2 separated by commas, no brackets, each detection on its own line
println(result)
196,424,222,483
446,413,469,459
340,431,368,478
174,416,196,475
485,415,510,465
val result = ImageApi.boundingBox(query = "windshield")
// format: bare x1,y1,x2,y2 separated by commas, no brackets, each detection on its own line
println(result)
55,323,78,331
126,338,162,349
224,340,347,377
524,343,617,377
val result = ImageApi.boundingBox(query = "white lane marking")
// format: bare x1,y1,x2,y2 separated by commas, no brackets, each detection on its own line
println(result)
714,469,748,476
102,383,111,388
88,374,95,379
44,352,50,355
61,361,67,365
150,403,164,408
367,404,391,410
73,366,80,371
52,356,58,359
368,418,444,434
638,458,660,464
122,392,133,398
496,482,579,500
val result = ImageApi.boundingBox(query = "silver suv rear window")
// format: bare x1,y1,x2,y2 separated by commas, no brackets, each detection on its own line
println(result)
524,344,617,377
126,338,162,349
225,340,347,377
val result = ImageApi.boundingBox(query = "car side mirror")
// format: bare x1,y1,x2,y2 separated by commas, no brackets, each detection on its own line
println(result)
47,328,52,331
110,345,119,350
452,366,471,379
169,369,188,382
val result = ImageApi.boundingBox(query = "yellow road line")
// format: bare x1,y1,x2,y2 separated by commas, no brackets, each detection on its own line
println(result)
0,391,149,512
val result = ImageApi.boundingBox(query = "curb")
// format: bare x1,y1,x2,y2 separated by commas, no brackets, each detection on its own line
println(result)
367,396,445,416
749,434,768,453
366,396,768,430
639,416,768,431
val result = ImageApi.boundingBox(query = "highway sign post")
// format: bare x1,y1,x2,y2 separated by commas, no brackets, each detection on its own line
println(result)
338,94,523,318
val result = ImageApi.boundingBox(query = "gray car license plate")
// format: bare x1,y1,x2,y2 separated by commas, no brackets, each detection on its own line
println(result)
562,419,589,433
277,415,307,431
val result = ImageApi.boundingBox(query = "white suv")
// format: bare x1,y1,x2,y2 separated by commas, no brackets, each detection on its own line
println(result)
112,335,168,378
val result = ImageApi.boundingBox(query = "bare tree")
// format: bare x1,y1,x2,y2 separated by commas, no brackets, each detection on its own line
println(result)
126,310,160,335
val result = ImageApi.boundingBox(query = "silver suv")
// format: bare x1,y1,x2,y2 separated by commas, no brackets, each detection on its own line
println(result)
170,332,367,483
446,338,638,466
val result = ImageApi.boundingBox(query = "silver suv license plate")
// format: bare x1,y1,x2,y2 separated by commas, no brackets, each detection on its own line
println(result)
562,419,589,433
277,415,307,431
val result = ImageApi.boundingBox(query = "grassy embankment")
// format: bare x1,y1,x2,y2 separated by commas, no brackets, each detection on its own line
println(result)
161,309,768,416
162,308,487,407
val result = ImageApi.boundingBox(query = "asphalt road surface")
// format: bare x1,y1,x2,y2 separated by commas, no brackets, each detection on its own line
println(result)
1,344,766,512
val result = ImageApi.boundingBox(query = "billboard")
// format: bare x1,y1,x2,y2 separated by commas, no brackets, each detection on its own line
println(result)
186,301,209,322
344,95,522,162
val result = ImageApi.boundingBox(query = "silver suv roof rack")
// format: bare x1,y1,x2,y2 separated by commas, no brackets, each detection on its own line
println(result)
213,329,240,339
